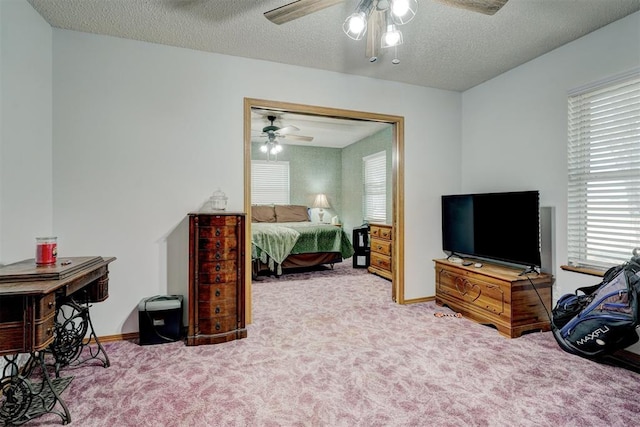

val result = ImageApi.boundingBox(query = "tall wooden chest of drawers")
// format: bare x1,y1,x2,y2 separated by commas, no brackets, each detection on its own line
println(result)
187,212,247,346
368,223,392,280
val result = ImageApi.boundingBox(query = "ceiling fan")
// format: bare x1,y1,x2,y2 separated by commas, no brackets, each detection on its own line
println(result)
264,0,509,25
264,0,508,63
254,115,314,143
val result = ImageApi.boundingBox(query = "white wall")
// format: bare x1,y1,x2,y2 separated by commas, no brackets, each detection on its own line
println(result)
18,4,638,342
462,12,640,354
0,0,53,265
51,29,461,335
461,13,640,299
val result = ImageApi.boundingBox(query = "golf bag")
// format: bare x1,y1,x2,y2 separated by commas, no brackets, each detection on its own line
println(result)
552,252,640,368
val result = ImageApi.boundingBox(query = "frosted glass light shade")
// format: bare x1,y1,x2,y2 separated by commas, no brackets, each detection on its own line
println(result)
390,0,417,25
381,25,403,48
343,11,368,40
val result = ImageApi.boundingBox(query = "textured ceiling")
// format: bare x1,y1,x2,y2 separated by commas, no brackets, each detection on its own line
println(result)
251,110,391,148
25,0,640,147
27,0,640,92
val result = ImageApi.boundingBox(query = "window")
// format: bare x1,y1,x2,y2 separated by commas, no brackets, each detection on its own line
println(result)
567,70,640,269
363,151,387,223
251,160,290,205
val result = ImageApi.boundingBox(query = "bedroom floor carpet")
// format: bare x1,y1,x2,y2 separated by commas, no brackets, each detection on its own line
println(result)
30,262,640,426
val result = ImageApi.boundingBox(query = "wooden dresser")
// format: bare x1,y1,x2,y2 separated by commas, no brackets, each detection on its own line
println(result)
187,212,247,346
434,259,553,338
368,223,392,280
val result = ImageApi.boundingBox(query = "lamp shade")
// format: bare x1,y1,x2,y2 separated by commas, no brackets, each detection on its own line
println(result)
313,194,330,209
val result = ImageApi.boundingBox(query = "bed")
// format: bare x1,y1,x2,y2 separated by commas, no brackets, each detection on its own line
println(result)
251,205,354,275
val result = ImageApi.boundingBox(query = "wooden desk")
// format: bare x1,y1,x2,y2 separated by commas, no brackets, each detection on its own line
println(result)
0,256,115,425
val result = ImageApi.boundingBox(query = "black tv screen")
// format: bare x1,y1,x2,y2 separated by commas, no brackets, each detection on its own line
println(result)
442,190,541,268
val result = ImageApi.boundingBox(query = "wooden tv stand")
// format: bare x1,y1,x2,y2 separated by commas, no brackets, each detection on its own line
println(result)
434,259,553,338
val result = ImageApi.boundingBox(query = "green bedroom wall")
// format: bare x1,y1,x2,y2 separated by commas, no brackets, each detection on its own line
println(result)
341,127,393,234
251,142,342,222
251,126,392,235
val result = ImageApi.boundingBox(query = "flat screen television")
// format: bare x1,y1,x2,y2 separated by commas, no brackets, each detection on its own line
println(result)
441,190,541,268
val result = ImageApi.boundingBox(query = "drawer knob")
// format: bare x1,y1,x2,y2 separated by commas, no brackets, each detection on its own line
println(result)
215,229,221,236
48,301,54,309
46,327,53,336
215,289,221,297
215,275,221,283
215,322,221,331
216,241,221,248
215,264,221,271
377,245,382,250
215,253,221,260
215,306,221,314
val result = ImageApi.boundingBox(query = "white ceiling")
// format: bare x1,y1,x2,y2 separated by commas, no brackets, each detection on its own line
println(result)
27,0,640,92
25,0,640,147
251,110,391,148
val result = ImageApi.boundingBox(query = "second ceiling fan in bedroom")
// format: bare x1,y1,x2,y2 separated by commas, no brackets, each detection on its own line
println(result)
254,114,314,161
264,0,509,63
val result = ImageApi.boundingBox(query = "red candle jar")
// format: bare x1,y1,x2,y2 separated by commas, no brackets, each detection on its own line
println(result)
36,237,57,265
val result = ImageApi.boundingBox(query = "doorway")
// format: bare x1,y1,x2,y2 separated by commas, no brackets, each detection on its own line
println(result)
243,98,404,322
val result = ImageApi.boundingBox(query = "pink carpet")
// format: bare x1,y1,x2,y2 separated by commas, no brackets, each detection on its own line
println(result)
31,262,640,426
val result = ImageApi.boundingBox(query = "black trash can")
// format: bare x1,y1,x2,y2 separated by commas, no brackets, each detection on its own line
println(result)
138,295,183,345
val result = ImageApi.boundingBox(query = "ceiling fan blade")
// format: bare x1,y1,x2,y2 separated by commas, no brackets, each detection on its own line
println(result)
276,125,301,135
282,134,314,142
265,0,345,25
435,0,509,16
365,8,386,62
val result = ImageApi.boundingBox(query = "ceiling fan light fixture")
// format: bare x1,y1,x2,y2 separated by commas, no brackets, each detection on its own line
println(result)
390,0,417,25
381,25,403,48
343,0,376,40
343,11,368,40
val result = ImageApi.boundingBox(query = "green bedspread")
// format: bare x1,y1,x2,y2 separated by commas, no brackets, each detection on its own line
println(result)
252,222,355,274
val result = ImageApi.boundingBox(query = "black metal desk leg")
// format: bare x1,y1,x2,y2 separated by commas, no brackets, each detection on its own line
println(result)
0,352,72,425
49,298,109,377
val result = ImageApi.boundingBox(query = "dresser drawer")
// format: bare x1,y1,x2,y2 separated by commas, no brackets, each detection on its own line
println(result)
196,215,240,227
198,240,238,262
198,259,237,274
198,260,238,284
36,293,56,319
370,238,391,256
34,312,56,351
370,252,391,272
198,283,237,301
198,225,238,240
198,298,236,318
370,225,392,240
198,315,238,335
85,274,110,303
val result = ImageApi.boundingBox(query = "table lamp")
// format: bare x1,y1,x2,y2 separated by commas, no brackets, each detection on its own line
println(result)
313,194,330,223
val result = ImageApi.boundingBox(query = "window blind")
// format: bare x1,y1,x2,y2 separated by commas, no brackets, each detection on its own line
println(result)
567,71,640,269
363,151,387,223
251,160,290,205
